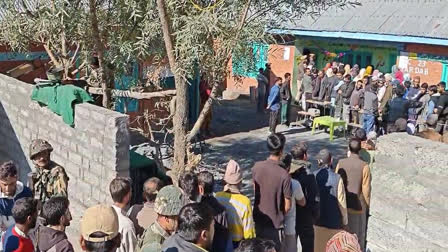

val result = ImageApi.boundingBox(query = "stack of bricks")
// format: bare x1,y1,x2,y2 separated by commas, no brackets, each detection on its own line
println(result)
0,74,130,208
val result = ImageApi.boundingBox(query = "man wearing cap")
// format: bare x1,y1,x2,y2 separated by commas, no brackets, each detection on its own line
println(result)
80,204,121,252
416,114,443,142
313,149,347,252
289,144,319,252
216,160,255,248
336,139,371,251
29,139,69,204
136,185,185,252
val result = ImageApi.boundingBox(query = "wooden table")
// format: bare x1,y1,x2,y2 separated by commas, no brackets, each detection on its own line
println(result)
306,99,331,115
311,116,347,141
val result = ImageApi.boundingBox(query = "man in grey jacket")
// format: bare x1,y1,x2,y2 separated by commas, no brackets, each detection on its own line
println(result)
363,85,379,133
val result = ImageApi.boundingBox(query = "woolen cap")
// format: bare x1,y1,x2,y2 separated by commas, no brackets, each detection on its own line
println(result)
326,231,361,252
224,160,243,185
80,205,119,242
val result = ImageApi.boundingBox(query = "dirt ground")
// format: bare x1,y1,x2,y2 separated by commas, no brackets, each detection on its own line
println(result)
64,96,448,251
201,97,448,252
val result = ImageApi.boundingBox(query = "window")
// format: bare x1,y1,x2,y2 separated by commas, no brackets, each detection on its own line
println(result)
232,43,268,78
366,55,372,67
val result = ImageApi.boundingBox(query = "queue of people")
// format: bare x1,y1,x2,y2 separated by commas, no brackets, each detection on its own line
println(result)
258,57,448,143
0,130,371,252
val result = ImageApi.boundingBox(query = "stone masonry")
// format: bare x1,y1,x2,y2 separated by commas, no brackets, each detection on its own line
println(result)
0,74,130,208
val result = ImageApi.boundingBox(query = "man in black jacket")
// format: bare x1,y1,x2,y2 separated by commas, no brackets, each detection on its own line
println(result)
290,143,319,252
435,82,448,134
341,76,354,123
385,85,422,133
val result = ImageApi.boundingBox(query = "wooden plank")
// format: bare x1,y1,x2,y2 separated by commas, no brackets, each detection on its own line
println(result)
7,63,35,78
87,87,176,100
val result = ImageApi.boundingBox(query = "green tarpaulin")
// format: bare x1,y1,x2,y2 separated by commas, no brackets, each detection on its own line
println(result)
31,84,93,126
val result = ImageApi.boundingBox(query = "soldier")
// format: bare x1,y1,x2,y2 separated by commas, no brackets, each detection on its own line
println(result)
29,139,69,204
136,185,185,252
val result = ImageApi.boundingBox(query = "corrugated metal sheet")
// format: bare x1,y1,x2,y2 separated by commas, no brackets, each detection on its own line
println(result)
281,0,448,39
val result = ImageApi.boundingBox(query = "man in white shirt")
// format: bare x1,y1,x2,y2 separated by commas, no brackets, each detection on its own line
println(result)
109,177,137,252
280,154,306,252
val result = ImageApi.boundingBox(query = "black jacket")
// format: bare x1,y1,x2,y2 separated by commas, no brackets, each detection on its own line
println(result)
291,160,319,229
436,93,448,121
342,82,355,105
386,97,421,123
200,196,230,252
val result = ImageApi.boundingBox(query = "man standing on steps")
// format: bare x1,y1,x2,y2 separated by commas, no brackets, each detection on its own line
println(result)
257,68,269,113
336,139,371,252
267,77,283,134
252,133,292,251
109,177,137,252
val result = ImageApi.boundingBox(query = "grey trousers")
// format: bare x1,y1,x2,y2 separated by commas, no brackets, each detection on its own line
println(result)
343,104,350,123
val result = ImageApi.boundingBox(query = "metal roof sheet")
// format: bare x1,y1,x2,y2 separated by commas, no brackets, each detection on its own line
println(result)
280,0,448,40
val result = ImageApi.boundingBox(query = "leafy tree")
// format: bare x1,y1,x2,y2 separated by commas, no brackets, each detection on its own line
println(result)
0,0,356,177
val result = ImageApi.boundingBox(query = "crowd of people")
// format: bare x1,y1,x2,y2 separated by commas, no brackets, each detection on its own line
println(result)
257,58,448,143
0,128,376,252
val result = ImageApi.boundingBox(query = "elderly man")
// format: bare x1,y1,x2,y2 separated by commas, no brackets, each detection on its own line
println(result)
313,149,347,252
128,177,165,236
336,139,371,251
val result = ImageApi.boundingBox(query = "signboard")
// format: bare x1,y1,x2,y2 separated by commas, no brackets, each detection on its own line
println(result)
398,52,443,85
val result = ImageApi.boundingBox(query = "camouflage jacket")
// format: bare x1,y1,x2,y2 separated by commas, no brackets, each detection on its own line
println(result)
137,222,170,252
33,161,69,204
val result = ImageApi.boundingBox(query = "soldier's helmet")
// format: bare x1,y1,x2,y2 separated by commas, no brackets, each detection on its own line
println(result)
154,185,185,216
29,139,53,159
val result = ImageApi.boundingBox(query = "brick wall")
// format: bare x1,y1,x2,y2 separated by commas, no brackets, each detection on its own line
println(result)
0,74,130,207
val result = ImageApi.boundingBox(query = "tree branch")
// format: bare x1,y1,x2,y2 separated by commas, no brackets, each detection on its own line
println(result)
43,44,62,68
87,87,176,99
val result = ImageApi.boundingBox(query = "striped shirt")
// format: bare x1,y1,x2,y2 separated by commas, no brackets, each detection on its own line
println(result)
215,191,255,242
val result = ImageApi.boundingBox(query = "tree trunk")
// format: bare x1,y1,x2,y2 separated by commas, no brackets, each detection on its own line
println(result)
156,0,189,177
89,0,112,108
187,0,253,142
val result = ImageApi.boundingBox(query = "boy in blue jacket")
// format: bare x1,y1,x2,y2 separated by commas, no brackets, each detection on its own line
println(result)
0,161,33,249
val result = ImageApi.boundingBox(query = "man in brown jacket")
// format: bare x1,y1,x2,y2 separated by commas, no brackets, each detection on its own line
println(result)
336,139,371,252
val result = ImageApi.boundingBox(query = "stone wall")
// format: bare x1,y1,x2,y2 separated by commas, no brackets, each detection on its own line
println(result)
0,74,130,207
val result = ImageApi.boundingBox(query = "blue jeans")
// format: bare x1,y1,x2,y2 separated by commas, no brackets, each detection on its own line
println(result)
363,114,375,133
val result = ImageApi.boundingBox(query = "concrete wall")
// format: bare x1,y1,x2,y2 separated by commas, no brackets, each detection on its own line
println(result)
0,74,130,207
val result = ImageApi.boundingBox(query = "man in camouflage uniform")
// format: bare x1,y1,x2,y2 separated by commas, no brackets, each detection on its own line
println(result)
29,139,69,204
136,185,185,252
